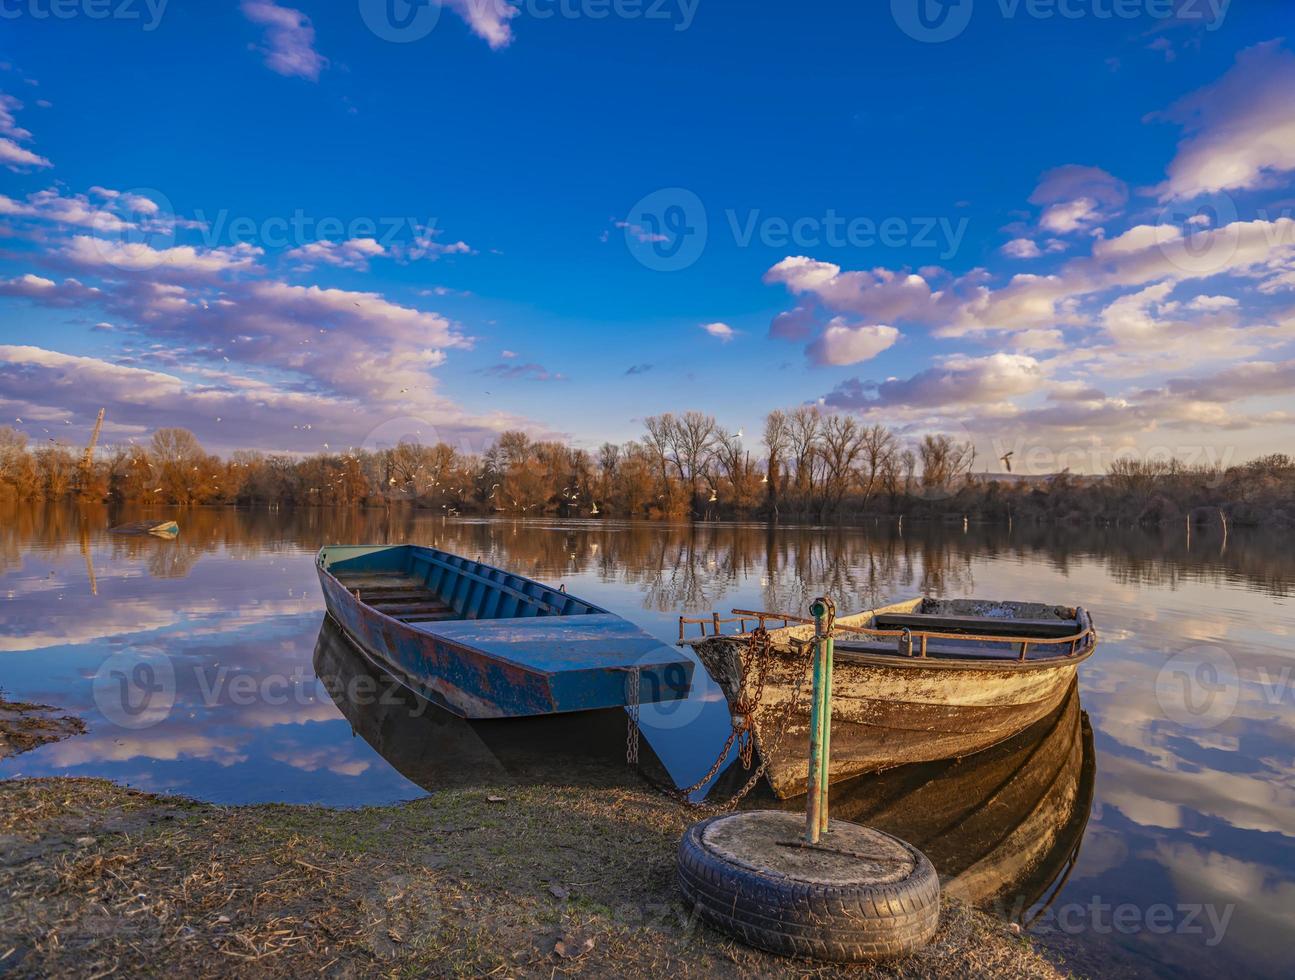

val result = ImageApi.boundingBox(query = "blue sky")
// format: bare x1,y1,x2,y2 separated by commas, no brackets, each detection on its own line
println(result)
1,0,1293,470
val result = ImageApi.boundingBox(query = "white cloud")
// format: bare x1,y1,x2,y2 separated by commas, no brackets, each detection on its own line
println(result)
0,274,101,305
285,237,387,270
0,90,50,170
1039,198,1103,234
826,353,1047,412
764,258,937,323
240,1,328,80
0,93,31,140
61,236,263,274
769,303,817,342
701,321,737,342
1,188,143,231
1153,40,1295,200
1001,238,1042,259
443,0,520,49
0,342,527,455
0,135,51,170
1092,224,1182,257
805,320,899,366
1029,165,1128,234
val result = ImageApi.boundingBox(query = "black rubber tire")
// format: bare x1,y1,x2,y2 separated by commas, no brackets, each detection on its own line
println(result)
677,813,940,961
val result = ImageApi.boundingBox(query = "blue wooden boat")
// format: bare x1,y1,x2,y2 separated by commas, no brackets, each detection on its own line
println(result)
316,544,694,719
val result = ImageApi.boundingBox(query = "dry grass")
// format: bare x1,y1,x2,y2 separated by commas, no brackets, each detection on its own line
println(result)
0,778,1068,978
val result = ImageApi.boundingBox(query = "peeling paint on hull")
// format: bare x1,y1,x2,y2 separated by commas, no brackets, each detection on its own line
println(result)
317,544,694,719
693,597,1096,799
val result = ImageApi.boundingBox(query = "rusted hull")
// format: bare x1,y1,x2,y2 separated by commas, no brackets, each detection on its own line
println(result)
320,570,550,718
694,596,1094,799
316,545,694,719
760,657,1078,798
817,680,1095,913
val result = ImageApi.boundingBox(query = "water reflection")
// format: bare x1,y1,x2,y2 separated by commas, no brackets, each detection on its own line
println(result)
313,615,662,790
0,503,1291,978
782,681,1094,921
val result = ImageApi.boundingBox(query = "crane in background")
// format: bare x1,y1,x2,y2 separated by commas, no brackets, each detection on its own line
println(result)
79,409,106,596
82,408,105,473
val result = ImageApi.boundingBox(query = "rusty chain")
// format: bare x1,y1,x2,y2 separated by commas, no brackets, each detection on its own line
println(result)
628,625,817,812
624,665,640,767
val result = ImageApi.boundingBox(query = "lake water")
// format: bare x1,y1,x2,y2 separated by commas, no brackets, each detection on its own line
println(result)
1,504,1291,978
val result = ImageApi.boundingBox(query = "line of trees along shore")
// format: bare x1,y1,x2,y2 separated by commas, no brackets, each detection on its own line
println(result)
1,408,1292,527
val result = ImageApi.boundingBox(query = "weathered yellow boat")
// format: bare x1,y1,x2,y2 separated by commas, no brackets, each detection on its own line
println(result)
682,597,1096,799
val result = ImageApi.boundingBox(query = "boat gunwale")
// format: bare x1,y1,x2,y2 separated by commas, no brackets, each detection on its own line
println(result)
316,545,687,679
316,544,601,625
681,598,1097,673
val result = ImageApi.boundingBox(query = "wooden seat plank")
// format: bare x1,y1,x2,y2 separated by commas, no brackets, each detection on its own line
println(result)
872,613,1076,638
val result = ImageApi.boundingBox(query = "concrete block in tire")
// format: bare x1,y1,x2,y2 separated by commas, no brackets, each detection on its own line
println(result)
676,810,940,961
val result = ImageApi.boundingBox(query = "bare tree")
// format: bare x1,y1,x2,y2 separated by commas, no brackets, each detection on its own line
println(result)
857,423,898,511
0,426,38,499
816,414,867,514
918,434,975,490
496,431,531,467
666,411,718,516
150,428,203,467
642,414,677,510
762,409,789,514
713,427,760,513
787,405,821,506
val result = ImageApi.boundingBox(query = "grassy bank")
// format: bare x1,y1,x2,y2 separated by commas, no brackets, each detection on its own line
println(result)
0,777,1068,978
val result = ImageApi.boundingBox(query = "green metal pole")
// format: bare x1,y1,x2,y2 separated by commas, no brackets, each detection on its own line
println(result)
819,628,834,835
805,598,828,844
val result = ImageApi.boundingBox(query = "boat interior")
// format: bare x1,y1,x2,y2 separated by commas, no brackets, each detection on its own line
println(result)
833,598,1092,663
319,545,606,626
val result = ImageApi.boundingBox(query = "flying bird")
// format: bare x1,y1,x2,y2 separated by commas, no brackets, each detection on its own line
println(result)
1001,451,1014,474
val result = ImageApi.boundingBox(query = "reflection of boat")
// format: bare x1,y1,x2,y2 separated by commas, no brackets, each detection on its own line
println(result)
686,597,1096,798
789,679,1095,918
109,520,179,538
317,544,694,719
312,616,657,790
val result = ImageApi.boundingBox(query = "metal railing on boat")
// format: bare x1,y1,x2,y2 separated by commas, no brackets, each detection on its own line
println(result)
681,607,1097,662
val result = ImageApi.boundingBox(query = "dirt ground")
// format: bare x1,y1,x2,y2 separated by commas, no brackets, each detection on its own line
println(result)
0,702,85,761
0,775,1074,978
